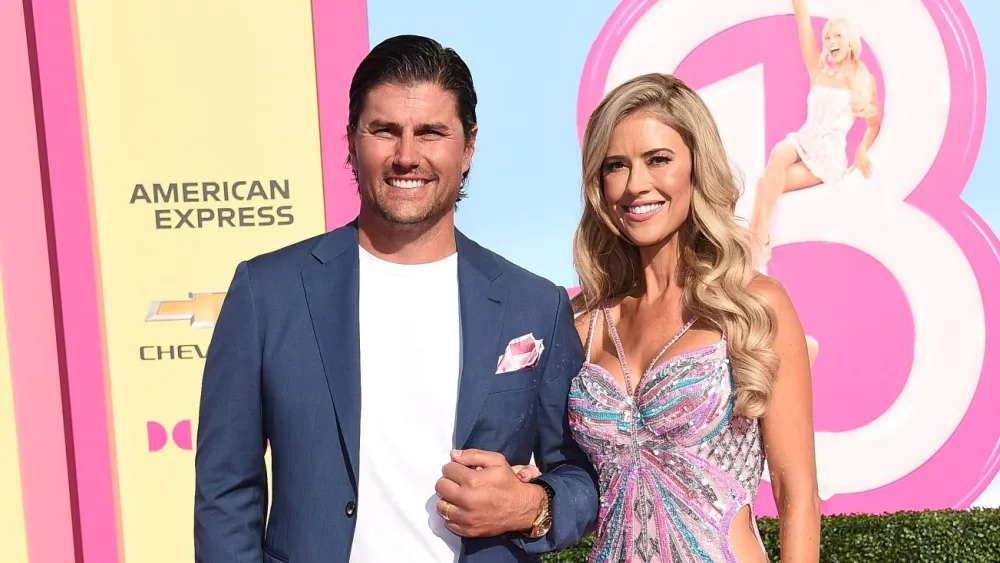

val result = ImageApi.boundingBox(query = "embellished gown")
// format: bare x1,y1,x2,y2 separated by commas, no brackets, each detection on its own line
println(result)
568,306,768,562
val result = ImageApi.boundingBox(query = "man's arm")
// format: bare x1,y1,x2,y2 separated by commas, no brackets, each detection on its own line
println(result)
194,261,267,562
510,286,599,553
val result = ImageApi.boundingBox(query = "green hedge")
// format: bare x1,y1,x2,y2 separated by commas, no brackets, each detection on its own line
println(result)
541,508,1000,562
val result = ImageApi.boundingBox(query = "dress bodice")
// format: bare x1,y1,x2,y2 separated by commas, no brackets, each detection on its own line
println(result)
801,83,855,138
568,308,766,563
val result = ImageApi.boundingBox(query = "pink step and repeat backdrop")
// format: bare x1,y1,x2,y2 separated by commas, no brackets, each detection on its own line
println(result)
2,0,999,561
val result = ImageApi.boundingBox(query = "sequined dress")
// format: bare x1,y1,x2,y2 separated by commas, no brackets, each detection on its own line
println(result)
568,306,767,562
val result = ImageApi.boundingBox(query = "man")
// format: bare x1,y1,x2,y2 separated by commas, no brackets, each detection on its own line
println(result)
194,34,599,562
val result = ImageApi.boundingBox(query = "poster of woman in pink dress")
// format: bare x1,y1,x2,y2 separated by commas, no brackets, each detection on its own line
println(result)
748,0,882,271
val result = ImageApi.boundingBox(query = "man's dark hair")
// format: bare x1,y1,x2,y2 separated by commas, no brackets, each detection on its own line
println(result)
346,35,478,201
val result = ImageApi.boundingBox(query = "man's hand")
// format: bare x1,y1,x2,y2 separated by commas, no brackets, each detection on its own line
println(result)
435,449,546,538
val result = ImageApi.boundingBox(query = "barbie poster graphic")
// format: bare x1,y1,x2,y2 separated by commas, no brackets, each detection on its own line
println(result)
577,0,998,516
747,0,880,271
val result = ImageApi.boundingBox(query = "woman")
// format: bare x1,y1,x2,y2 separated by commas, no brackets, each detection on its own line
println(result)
749,0,881,268
515,74,820,562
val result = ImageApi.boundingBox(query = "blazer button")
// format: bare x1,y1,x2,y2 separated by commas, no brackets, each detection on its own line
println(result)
345,501,356,517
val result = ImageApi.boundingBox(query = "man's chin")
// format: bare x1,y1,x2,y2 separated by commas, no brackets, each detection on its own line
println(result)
378,206,444,227
384,213,432,226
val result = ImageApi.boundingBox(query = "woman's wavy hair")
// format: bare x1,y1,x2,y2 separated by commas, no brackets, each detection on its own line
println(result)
572,73,779,418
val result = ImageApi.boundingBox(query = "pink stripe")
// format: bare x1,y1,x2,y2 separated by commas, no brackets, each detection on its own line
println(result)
311,0,368,229
576,0,658,139
29,0,120,560
0,1,77,562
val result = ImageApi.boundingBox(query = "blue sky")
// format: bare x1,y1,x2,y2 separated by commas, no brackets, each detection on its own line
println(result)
366,0,1000,507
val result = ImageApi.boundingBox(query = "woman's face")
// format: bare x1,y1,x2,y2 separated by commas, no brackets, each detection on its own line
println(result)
600,112,694,249
824,23,852,64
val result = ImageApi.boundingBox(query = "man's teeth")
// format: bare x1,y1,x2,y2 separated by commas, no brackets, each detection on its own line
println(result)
389,179,427,189
627,203,663,214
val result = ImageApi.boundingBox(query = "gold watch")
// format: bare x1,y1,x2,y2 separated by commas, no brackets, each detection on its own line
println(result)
526,480,554,539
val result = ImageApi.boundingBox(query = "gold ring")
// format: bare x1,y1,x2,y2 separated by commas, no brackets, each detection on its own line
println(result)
442,501,452,521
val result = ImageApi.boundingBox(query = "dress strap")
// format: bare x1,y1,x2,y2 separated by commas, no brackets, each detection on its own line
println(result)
600,301,634,393
601,300,699,396
584,309,600,363
645,316,699,374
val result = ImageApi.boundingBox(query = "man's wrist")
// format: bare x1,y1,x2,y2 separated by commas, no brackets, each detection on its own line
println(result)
522,479,554,538
516,482,547,532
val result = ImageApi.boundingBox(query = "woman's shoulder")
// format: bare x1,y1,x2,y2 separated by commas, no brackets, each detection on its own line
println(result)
748,273,797,320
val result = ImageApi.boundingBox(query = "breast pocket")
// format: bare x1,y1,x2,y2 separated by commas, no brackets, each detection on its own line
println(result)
489,368,540,395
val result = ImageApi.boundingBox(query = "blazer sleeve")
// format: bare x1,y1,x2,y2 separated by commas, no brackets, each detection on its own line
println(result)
510,286,599,553
194,261,267,562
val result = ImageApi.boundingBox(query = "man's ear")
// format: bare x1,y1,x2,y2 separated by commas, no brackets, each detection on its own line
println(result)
462,125,478,174
347,126,358,169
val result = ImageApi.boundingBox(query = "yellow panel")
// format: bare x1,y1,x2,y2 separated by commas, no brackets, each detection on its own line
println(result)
74,1,324,559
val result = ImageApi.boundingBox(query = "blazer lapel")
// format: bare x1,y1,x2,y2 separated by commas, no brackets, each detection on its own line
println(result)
453,231,509,449
301,225,362,488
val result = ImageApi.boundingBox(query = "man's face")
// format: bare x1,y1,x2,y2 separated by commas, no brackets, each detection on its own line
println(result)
349,82,476,226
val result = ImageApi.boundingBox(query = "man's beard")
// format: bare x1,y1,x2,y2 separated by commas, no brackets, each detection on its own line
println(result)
361,179,460,227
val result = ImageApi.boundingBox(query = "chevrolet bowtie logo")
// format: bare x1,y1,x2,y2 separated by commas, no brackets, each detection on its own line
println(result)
146,291,226,328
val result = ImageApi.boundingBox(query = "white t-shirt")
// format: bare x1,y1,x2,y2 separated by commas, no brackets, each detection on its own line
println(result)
350,245,463,562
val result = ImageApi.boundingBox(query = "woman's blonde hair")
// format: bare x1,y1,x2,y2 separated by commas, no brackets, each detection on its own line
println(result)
572,73,779,418
821,17,877,118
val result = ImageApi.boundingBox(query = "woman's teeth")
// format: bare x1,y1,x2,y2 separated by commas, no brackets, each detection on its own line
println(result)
627,203,663,214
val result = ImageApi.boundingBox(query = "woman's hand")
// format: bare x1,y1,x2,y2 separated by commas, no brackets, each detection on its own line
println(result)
854,147,873,178
510,464,542,482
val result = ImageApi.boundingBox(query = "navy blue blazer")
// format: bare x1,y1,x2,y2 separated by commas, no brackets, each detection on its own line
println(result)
194,221,599,562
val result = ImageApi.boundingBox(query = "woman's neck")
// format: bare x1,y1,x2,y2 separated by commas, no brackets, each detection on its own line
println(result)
635,233,684,304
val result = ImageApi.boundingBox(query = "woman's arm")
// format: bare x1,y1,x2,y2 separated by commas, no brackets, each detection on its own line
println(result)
754,275,821,561
858,75,881,148
793,0,821,77
854,73,881,177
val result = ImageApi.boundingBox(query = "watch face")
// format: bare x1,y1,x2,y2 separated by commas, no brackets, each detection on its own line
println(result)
531,519,552,538
538,517,552,535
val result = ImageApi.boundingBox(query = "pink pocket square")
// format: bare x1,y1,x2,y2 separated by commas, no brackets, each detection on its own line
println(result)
496,333,545,374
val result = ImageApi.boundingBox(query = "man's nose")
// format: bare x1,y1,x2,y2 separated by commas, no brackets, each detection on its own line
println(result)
393,133,419,169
